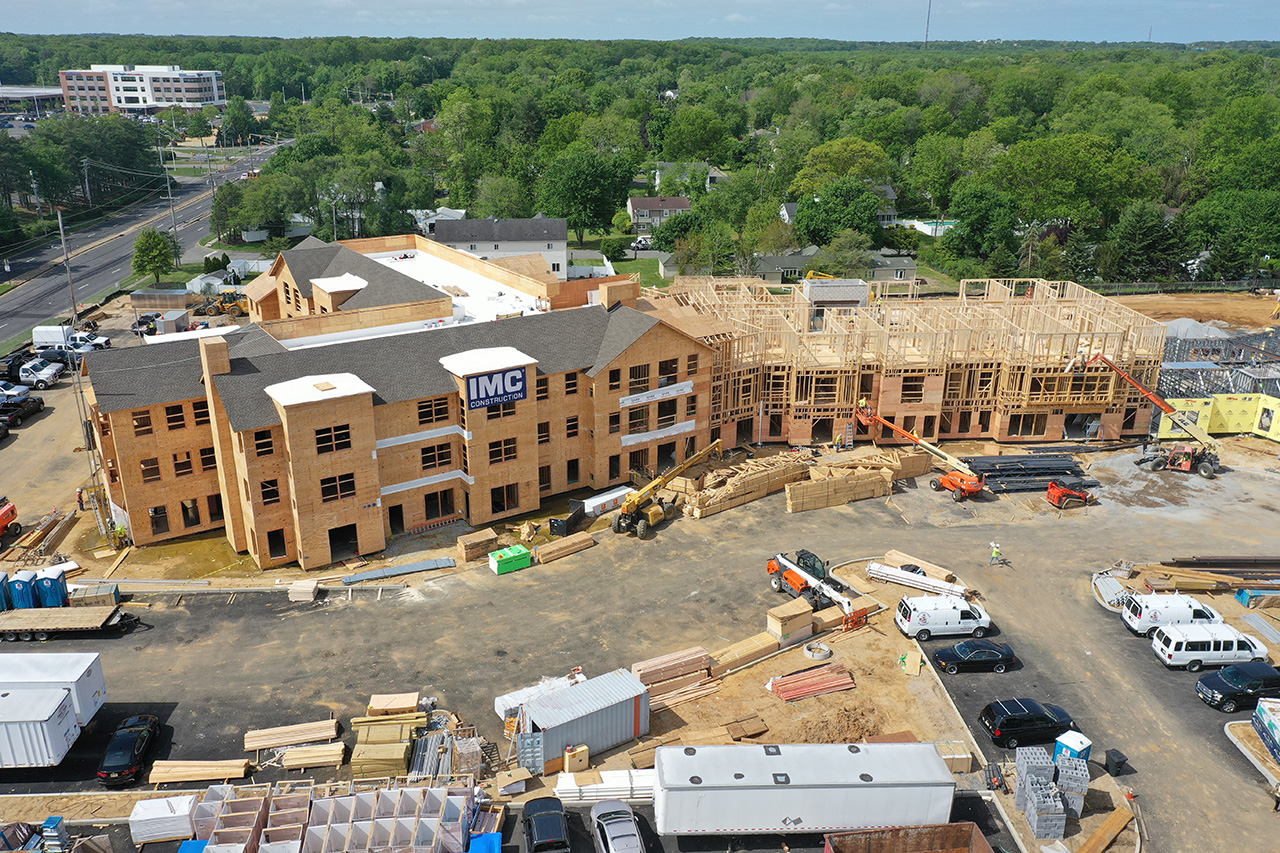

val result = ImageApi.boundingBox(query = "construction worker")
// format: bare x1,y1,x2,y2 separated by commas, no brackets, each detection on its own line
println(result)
76,488,85,511
858,397,868,414
988,542,1002,566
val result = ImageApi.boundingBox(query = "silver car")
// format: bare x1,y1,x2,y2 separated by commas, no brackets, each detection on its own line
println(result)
588,800,643,853
0,381,30,399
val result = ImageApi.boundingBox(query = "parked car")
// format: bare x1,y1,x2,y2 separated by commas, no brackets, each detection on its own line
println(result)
630,236,652,250
1196,662,1280,713
0,381,30,399
97,714,161,786
589,800,643,853
38,346,90,368
977,698,1076,749
932,639,1017,674
0,395,44,427
523,797,572,853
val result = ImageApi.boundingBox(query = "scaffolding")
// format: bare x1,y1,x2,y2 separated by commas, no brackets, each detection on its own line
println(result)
641,277,1166,443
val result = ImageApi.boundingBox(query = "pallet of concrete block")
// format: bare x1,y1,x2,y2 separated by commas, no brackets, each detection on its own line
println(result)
350,742,410,779
784,467,892,512
710,632,780,677
244,719,339,751
149,760,252,784
130,795,199,844
631,646,712,685
532,531,596,564
457,529,499,563
684,454,813,518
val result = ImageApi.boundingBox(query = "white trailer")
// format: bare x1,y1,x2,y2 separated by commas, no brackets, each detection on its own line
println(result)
653,743,954,835
0,688,80,768
0,652,108,725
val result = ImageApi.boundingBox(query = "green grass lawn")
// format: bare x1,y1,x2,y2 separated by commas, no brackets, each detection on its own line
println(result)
121,262,205,289
612,258,666,290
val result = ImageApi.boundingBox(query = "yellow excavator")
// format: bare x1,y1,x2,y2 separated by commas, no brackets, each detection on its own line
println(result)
612,439,724,539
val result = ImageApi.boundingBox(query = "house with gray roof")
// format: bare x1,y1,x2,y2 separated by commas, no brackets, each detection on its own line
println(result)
431,216,569,279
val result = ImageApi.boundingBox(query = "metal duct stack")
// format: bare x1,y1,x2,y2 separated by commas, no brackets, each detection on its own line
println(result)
962,454,1097,494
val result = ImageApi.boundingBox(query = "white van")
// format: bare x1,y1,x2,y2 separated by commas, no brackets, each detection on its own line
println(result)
895,595,992,641
1150,623,1268,671
1122,593,1223,637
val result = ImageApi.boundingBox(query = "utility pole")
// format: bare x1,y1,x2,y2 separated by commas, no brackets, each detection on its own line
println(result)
158,130,180,261
82,159,92,205
924,0,933,47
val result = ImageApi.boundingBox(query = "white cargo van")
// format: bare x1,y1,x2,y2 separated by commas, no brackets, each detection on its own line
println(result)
1122,593,1222,637
1151,623,1267,671
895,595,992,641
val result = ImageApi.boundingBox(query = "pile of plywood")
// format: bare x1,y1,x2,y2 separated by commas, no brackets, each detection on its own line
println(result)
243,719,339,751
350,711,427,745
533,531,596,564
785,467,893,513
710,633,780,677
349,742,409,779
287,580,318,602
684,454,814,518
631,647,712,685
148,759,251,784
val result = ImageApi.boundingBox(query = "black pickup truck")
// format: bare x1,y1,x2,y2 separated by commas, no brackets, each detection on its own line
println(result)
0,395,44,427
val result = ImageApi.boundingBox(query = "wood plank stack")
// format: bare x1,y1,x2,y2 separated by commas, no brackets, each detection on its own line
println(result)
785,468,892,513
287,580,318,602
631,647,712,685
367,692,419,715
710,633,779,677
881,549,956,583
647,671,708,697
350,711,427,744
767,598,813,640
769,663,856,702
723,713,769,741
684,454,814,518
458,529,499,563
279,742,346,770
627,725,736,768
533,531,596,564
1,509,62,561
243,719,339,751
148,759,251,784
649,681,719,712
349,742,409,779
812,605,846,631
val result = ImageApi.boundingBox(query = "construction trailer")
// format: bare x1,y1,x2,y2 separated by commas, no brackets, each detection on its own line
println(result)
641,278,1165,445
0,687,80,768
0,652,107,725
653,743,954,835
509,669,649,776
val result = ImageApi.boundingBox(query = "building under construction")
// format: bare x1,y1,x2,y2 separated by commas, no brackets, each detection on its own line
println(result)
639,277,1166,445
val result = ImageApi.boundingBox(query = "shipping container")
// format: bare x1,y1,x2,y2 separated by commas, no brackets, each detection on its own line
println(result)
0,652,107,725
515,669,648,775
654,743,954,835
0,687,80,768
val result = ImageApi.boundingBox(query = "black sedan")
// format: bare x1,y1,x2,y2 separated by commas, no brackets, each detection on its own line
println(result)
932,639,1017,675
97,715,160,786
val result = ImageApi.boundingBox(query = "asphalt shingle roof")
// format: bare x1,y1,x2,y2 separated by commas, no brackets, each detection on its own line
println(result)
276,240,449,309
433,218,568,244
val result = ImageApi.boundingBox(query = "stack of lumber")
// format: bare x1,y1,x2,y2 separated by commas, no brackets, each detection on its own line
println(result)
649,681,719,712
628,728,735,768
767,597,814,642
457,529,499,562
881,550,956,582
631,647,712,684
243,719,339,751
350,711,427,744
1,509,62,561
785,468,892,512
647,671,710,698
684,454,814,518
350,742,410,779
287,580,318,602
280,742,346,770
666,474,703,495
812,605,847,631
367,692,419,715
769,663,856,702
533,531,596,564
710,633,779,677
819,447,935,481
723,712,769,741
148,759,251,784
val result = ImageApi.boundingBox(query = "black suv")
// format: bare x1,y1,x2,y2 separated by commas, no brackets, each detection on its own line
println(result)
1197,661,1280,713
523,797,572,853
978,698,1076,749
0,395,43,427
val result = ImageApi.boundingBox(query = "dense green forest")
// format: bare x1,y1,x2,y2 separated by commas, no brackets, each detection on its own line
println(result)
4,34,1280,281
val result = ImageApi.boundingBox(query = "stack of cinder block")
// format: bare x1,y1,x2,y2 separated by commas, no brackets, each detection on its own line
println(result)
1054,755,1089,819
1014,747,1053,811
1024,778,1066,840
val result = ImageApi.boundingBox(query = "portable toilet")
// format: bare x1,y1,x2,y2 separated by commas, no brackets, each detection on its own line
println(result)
1054,730,1092,762
0,572,9,611
8,570,39,609
36,566,69,608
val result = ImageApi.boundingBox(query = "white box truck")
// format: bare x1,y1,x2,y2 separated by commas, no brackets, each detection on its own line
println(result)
0,687,81,768
31,325,111,351
653,743,954,835
0,652,107,725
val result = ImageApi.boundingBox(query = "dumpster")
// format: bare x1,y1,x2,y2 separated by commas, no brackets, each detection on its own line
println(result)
489,545,532,575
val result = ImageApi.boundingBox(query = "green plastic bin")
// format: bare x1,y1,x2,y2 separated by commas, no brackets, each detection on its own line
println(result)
489,545,532,575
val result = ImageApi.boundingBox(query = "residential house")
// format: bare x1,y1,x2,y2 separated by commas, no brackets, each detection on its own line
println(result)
410,207,466,235
779,186,898,228
432,217,569,279
867,250,917,282
750,246,822,284
627,197,692,235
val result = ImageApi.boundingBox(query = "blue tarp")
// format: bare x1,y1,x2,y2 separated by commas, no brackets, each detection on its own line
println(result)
467,833,501,853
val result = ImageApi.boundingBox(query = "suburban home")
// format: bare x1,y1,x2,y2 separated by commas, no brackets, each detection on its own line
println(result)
867,250,918,282
779,202,798,225
656,253,710,279
432,216,569,279
411,207,466,235
627,197,692,235
751,246,822,284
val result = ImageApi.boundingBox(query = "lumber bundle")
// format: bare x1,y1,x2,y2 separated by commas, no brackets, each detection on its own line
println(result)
367,692,419,716
812,605,846,631
279,742,345,770
769,663,856,702
287,580,318,602
627,722,739,768
882,549,956,583
724,713,769,741
243,719,339,751
631,647,713,685
457,529,499,563
784,468,892,513
647,670,710,697
350,742,409,779
350,711,427,745
684,454,813,518
38,510,77,556
148,759,251,784
710,632,780,677
815,448,934,480
767,597,813,640
649,681,719,712
533,531,596,564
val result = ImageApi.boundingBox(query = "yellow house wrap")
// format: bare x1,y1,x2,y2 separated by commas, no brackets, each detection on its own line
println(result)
1157,394,1280,444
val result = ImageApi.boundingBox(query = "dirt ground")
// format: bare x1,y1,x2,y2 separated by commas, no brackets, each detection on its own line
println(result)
1116,291,1280,331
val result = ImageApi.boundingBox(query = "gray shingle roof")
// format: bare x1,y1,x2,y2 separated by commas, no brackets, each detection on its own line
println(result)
433,218,568,244
212,305,662,433
628,197,690,212
277,240,449,308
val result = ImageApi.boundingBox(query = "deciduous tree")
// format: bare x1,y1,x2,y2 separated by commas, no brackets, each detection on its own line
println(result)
131,227,180,283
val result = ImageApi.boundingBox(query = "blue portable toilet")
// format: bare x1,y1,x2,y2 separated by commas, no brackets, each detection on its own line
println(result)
8,570,39,608
36,566,69,608
1054,730,1092,762
0,572,9,611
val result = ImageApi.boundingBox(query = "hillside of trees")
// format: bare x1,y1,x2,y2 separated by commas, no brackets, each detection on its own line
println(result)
4,35,1280,281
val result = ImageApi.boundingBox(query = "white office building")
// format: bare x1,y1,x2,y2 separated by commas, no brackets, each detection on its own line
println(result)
60,65,225,114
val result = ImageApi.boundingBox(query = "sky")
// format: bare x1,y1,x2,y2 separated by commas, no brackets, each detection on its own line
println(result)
7,0,1278,44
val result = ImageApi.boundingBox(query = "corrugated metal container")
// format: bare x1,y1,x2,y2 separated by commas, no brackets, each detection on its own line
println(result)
654,743,954,835
0,652,107,725
494,672,587,719
526,669,648,765
0,687,80,768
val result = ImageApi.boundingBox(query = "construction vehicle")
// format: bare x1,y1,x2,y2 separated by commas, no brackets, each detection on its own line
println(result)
803,270,836,280
855,407,985,501
766,549,859,613
197,290,248,318
1046,477,1094,509
1084,354,1222,479
0,496,19,540
0,606,138,642
611,439,723,539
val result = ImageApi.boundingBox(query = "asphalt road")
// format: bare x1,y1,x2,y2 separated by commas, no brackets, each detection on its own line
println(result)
0,144,282,347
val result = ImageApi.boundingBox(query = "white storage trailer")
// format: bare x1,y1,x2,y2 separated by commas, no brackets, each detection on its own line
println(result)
653,743,955,835
0,652,107,725
0,688,81,768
